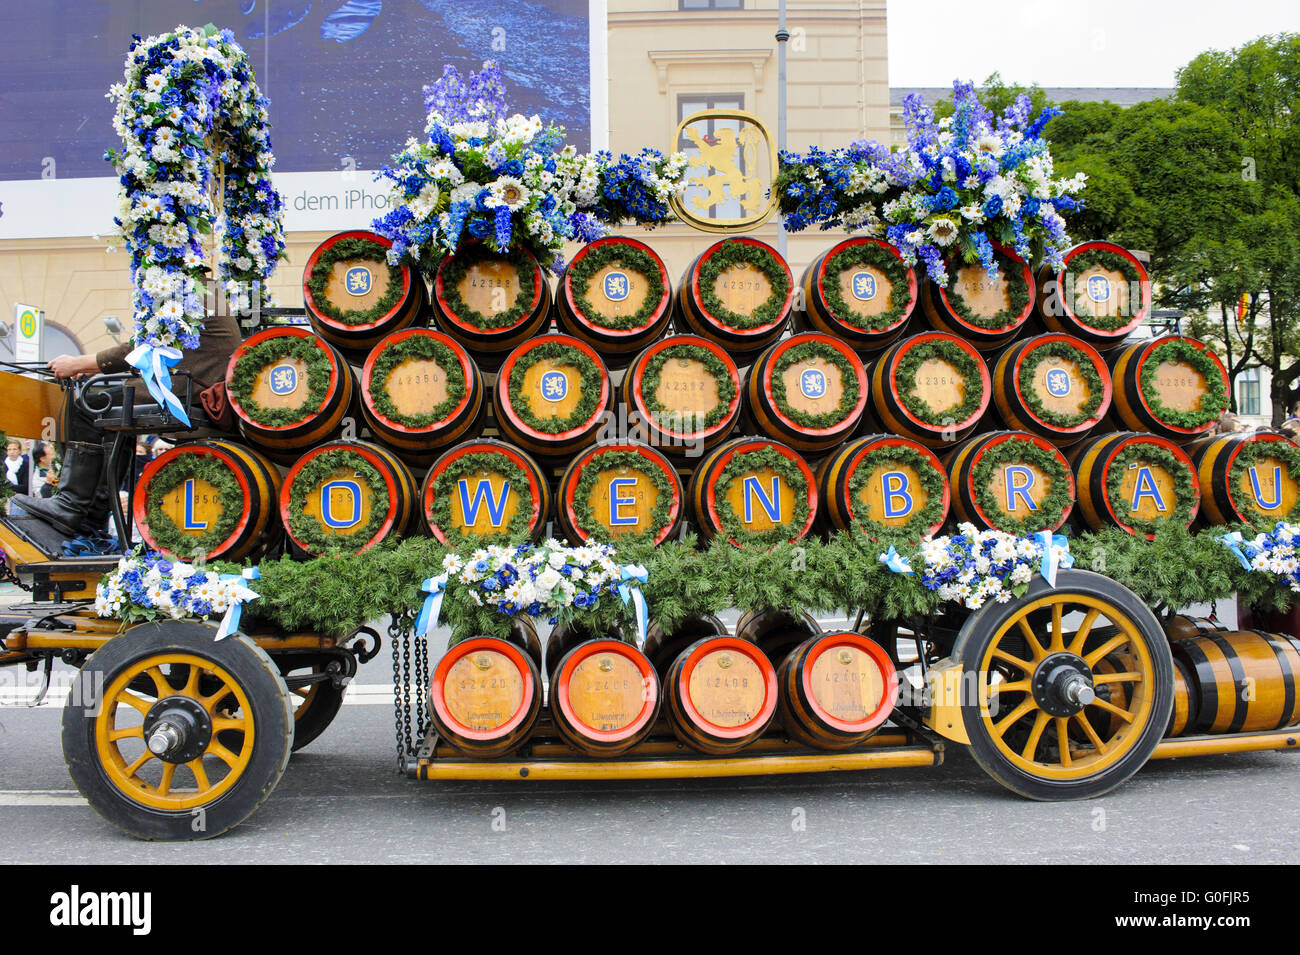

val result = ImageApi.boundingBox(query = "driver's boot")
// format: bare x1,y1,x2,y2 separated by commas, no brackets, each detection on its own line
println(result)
7,441,106,538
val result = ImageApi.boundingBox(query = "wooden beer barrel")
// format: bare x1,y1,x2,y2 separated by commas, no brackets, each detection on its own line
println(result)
302,230,426,357
735,610,823,669
1070,432,1200,538
1165,614,1227,642
549,639,661,757
744,333,869,453
921,245,1035,350
1189,432,1300,527
776,632,897,750
689,437,818,546
421,439,550,545
133,439,281,563
1111,337,1229,441
946,431,1076,534
815,435,949,538
359,328,485,468
556,236,673,367
494,334,613,459
1172,630,1300,734
677,237,792,361
623,335,742,457
992,334,1111,445
870,332,991,447
1037,240,1151,349
544,621,628,682
556,442,683,545
225,327,356,465
799,237,918,353
279,440,417,557
643,614,728,677
431,244,552,366
429,636,543,758
1168,656,1200,737
664,636,779,754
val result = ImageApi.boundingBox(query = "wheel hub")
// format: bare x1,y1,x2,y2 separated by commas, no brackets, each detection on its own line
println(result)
1032,652,1096,717
143,696,213,763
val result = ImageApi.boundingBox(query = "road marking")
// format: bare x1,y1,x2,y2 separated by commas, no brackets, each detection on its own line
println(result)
0,790,89,807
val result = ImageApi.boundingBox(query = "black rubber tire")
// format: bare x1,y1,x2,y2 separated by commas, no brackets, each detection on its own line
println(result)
289,681,347,752
62,621,295,841
954,569,1173,801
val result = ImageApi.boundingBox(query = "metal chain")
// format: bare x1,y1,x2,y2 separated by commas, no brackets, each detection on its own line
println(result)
413,627,429,741
388,614,413,771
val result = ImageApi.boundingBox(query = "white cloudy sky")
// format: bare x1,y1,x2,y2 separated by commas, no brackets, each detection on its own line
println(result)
887,0,1297,88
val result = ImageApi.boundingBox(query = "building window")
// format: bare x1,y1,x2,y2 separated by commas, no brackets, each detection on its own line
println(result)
677,94,745,219
680,0,743,9
1238,367,1261,417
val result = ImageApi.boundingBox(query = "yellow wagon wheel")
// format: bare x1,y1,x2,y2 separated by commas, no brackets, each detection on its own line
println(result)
63,621,295,840
955,569,1173,800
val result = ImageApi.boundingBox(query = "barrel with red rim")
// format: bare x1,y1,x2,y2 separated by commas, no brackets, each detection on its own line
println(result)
815,435,950,537
1188,432,1300,527
1037,241,1151,348
993,334,1112,446
946,431,1076,533
643,614,728,677
1172,630,1300,734
777,631,897,750
421,439,550,544
623,334,742,458
1110,336,1229,442
557,442,683,546
688,436,818,546
549,639,661,757
745,333,869,454
921,244,1035,350
677,237,792,361
1070,432,1200,538
429,636,542,758
494,334,613,459
302,230,427,357
556,236,673,367
664,636,779,755
431,243,552,366
799,237,918,353
735,610,823,669
870,332,991,447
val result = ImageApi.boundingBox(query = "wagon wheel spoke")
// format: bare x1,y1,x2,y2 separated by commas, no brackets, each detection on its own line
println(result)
997,679,1031,695
109,725,144,742
157,762,177,797
1093,670,1143,685
992,648,1035,672
207,741,241,768
1055,718,1073,767
201,679,238,715
1048,603,1065,653
124,750,154,779
182,663,203,698
1021,711,1051,761
187,759,211,792
212,715,248,734
1088,696,1135,724
1072,712,1109,755
1084,633,1131,669
117,691,154,716
993,697,1037,737
1017,618,1048,662
1067,609,1101,655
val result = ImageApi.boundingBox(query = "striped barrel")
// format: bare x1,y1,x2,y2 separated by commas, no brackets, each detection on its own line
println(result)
225,327,356,465
556,236,673,367
798,237,919,354
776,632,897,750
1188,432,1300,527
1110,337,1228,442
1172,630,1300,734
870,332,991,447
1070,432,1200,538
744,333,869,454
494,334,613,459
920,245,1035,350
420,439,551,545
1165,614,1227,642
548,639,661,757
815,435,950,537
622,334,742,457
688,437,818,546
664,636,779,754
556,442,684,546
429,636,543,758
992,334,1112,446
431,244,553,367
677,237,792,362
1168,656,1200,737
1037,241,1151,349
302,230,426,357
946,431,1075,533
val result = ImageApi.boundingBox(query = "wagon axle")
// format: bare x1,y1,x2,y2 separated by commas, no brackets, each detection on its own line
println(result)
1032,652,1097,717
144,695,213,763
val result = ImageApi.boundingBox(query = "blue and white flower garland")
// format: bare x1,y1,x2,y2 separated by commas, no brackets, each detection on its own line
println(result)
95,550,261,638
1218,522,1300,593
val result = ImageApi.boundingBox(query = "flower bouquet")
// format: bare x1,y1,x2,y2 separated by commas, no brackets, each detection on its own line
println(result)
1219,523,1300,593
94,550,259,631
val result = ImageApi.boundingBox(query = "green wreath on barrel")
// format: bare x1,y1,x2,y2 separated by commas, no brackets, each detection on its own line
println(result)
228,336,334,428
970,439,1073,536
369,334,468,428
506,341,605,435
845,444,947,538
1138,339,1229,431
1105,442,1198,536
1018,340,1105,429
439,246,538,330
769,340,861,430
570,449,675,545
287,449,390,555
941,248,1031,330
895,339,985,427
568,243,665,331
697,241,791,330
820,242,913,331
1229,439,1300,527
712,445,811,547
144,453,243,559
306,237,407,327
429,450,535,546
1063,248,1143,332
640,343,737,433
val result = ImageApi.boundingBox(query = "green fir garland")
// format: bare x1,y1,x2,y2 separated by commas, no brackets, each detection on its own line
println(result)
287,449,390,555
942,250,1031,330
845,444,947,538
568,244,666,330
697,241,791,330
306,237,406,327
1065,248,1143,332
1229,439,1300,527
769,341,861,430
228,336,334,428
895,339,985,426
430,451,536,546
1139,340,1229,431
712,445,811,547
1105,442,1197,536
819,242,913,331
439,246,538,330
570,449,675,545
640,344,737,433
1018,341,1105,429
144,453,242,559
970,439,1074,536
369,334,468,428
506,341,605,435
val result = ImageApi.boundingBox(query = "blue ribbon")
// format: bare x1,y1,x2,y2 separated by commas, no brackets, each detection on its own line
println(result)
1217,531,1254,571
617,564,649,650
126,343,190,427
878,546,913,575
215,567,260,641
415,573,448,637
1034,531,1074,587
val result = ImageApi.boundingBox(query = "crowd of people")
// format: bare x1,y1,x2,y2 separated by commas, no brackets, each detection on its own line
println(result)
4,437,58,499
